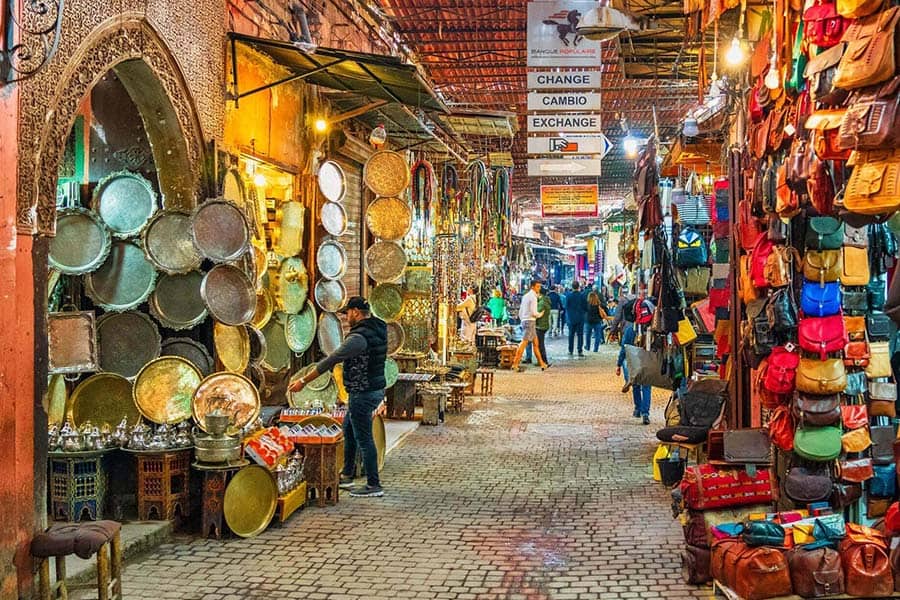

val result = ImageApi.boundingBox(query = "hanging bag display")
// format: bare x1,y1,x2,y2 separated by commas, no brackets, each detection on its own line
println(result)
866,311,893,339
784,465,834,503
843,340,871,366
845,315,868,340
681,173,711,225
750,234,776,288
801,280,842,316
803,0,850,47
844,224,869,248
794,425,843,461
870,425,895,463
846,370,869,395
838,0,884,18
842,426,872,452
834,6,900,91
803,250,843,284
797,357,848,394
805,217,845,250
840,456,875,482
839,78,900,150
869,463,896,495
804,43,850,106
764,346,800,394
799,314,847,360
842,246,871,286
843,287,870,313
767,287,799,332
769,405,796,451
765,245,799,287
806,110,852,161
864,340,892,378
868,381,897,417
841,403,869,429
676,226,709,267
844,148,900,216
794,393,842,426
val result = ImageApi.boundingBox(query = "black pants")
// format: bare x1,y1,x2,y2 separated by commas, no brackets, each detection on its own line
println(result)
537,328,548,363
568,323,584,354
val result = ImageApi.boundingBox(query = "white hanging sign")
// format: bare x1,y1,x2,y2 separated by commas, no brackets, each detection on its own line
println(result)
527,114,602,133
527,70,602,89
527,91,602,111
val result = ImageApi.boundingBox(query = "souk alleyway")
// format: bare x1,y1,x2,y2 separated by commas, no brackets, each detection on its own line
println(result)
121,337,712,600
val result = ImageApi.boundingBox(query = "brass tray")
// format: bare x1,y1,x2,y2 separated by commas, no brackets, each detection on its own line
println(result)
284,300,316,354
142,210,202,275
133,356,202,424
192,372,260,434
314,278,347,313
149,271,208,330
374,413,386,470
316,240,347,280
71,373,141,428
49,208,112,275
384,357,399,389
273,201,304,258
317,312,344,355
320,201,347,237
272,257,308,314
370,283,404,322
289,378,337,408
365,241,408,283
48,311,99,374
296,364,332,392
318,160,346,203
252,289,275,329
224,465,277,538
201,264,256,326
191,199,250,263
160,337,214,377
214,322,250,373
363,150,410,197
365,197,412,241
96,311,161,379
84,241,158,312
93,171,157,238
45,374,68,426
386,321,405,356
245,325,267,366
261,314,292,371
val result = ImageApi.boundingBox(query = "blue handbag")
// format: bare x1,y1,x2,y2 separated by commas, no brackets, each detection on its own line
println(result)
801,281,842,317
869,464,896,498
844,371,867,396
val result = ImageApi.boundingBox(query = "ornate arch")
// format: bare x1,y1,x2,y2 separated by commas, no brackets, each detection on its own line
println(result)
18,13,207,235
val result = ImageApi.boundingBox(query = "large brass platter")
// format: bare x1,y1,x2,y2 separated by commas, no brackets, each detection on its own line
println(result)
363,150,410,196
384,357,399,389
201,264,256,326
213,322,250,373
251,289,275,329
386,321,405,356
191,199,250,263
365,241,408,283
314,278,347,313
246,325,267,366
192,372,260,434
272,257,308,314
96,311,161,379
316,240,347,280
93,171,157,238
223,465,277,538
133,356,202,424
320,201,348,237
317,312,344,355
142,210,202,274
318,160,346,203
160,337,214,377
365,197,413,241
45,374,68,426
261,314,292,371
273,201,304,258
84,241,158,312
370,283,404,322
149,271,208,330
48,311,98,375
374,413,386,470
71,373,140,428
49,208,112,275
285,300,316,354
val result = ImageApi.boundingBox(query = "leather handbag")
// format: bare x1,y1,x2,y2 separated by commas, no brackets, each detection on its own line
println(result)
871,425,895,464
842,403,869,429
794,393,842,426
739,200,765,251
801,281,842,316
784,465,834,503
842,246,871,286
869,380,897,402
681,544,712,584
765,245,799,288
788,546,845,598
804,43,849,106
808,156,836,215
804,0,849,48
869,463,896,496
838,0,884,18
742,520,785,547
734,546,793,600
834,6,900,91
867,496,891,518
788,138,814,192
842,426,872,452
764,346,800,394
870,398,897,418
799,315,847,360
844,340,871,367
806,110,852,161
680,464,778,510
868,278,886,310
624,345,676,390
840,456,875,482
841,541,893,597
794,425,843,461
796,357,847,394
832,482,863,507
844,224,869,248
866,312,893,339
844,148,900,216
845,315,867,340
843,287,870,314
683,510,709,547
804,250,843,285
806,216,845,250
769,405,795,451
750,233,775,288
724,429,772,464
864,341,892,378
846,370,869,395
767,288,799,333
741,255,761,304
839,78,900,150
712,538,747,585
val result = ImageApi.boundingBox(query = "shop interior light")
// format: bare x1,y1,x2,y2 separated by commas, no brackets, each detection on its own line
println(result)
725,37,746,67
682,118,700,137
313,117,328,133
623,136,639,158
764,56,780,89
253,173,267,187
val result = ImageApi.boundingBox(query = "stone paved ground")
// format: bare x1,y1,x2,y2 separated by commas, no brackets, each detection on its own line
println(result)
120,337,714,600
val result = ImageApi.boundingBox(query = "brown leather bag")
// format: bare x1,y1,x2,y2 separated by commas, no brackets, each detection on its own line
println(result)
840,532,893,597
842,246,871,286
805,42,850,106
788,546,845,598
845,148,900,216
734,546,793,600
835,6,900,90
711,538,747,586
765,245,799,287
839,77,900,150
796,357,848,395
803,249,843,284
890,542,900,592
807,110,852,161
846,315,867,340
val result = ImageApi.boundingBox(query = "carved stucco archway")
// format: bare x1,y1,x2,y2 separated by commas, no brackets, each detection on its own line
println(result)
18,13,208,235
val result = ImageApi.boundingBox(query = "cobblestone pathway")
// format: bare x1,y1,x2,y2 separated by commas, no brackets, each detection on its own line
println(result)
122,337,712,600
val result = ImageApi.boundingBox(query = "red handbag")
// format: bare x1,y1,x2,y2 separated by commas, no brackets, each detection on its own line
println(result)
764,346,800,394
842,404,869,429
750,234,776,289
768,405,795,451
807,156,836,215
681,464,778,510
804,0,849,47
843,340,871,367
739,200,765,251
799,315,848,360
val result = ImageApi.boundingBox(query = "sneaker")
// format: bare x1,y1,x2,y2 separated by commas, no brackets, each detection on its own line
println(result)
632,409,640,418
339,474,355,490
622,382,632,393
578,352,584,357
541,364,552,371
642,414,650,425
350,485,384,497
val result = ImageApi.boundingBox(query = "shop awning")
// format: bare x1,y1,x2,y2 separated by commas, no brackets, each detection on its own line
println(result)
229,33,448,113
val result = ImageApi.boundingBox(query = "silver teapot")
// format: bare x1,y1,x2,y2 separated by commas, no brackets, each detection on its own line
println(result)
112,417,129,447
62,430,84,452
128,422,150,450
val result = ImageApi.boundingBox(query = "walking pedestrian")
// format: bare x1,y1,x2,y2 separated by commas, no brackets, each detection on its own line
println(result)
584,291,609,352
525,285,553,366
511,279,549,371
547,285,563,337
615,302,651,425
455,286,477,343
565,281,587,356
289,296,387,496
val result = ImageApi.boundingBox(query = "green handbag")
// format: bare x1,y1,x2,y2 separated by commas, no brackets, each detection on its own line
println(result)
805,216,845,250
787,22,809,94
794,425,843,461
743,520,786,547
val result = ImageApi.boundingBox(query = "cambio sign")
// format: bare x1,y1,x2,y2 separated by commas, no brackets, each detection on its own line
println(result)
527,91,601,111
527,1,604,67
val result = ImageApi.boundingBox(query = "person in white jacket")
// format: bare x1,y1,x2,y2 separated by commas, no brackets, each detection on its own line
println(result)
455,286,477,343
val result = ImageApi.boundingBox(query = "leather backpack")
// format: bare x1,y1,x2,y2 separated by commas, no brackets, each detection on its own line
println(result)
767,287,798,332
676,226,709,267
739,201,765,251
803,249,843,284
806,216,845,250
734,546,793,600
765,245,799,287
741,255,761,304
788,546,845,598
799,314,847,359
807,155,836,215
750,234,776,288
804,43,850,106
681,544,711,584
747,298,776,358
835,6,900,91
840,525,893,598
764,346,798,397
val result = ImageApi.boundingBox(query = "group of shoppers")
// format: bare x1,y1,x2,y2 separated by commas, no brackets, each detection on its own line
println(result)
559,282,612,356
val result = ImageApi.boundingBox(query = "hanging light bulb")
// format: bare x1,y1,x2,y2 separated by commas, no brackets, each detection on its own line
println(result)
369,123,387,148
765,55,780,89
623,136,639,158
725,37,746,67
683,118,700,137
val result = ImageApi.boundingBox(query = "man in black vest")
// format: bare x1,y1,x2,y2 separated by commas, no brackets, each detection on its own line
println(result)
289,296,387,497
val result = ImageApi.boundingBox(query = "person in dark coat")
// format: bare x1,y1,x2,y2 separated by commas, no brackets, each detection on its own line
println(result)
565,281,587,356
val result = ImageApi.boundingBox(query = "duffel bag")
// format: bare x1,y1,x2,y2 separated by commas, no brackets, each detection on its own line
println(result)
788,546,845,598
734,546,793,600
680,464,778,510
681,544,711,584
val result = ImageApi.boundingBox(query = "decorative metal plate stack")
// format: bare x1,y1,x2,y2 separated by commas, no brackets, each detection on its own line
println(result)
314,278,347,313
316,240,347,280
365,240,408,283
261,314,291,371
318,160,346,203
317,312,343,356
363,151,410,197
284,300,316,354
271,257,308,314
93,171,157,238
365,196,412,241
214,322,250,373
369,283,404,322
320,202,347,237
386,321,405,356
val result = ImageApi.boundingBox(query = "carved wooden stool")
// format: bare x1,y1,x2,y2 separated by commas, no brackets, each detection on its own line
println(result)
193,462,245,539
300,439,342,507
48,451,109,522
31,520,122,600
132,449,191,523
476,368,495,396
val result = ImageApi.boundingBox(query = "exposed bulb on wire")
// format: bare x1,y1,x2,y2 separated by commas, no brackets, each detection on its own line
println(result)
369,124,387,148
764,55,780,89
725,37,746,67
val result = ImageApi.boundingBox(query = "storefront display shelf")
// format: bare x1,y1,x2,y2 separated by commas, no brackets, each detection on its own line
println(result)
275,481,307,524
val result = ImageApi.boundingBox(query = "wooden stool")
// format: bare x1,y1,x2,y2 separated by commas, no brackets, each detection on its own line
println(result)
48,451,109,522
193,462,245,539
498,345,517,370
31,520,123,600
132,449,191,522
476,368,494,396
300,439,342,507
447,382,467,413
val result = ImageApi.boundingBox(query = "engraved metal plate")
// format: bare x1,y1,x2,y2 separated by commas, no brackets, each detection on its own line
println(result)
285,300,316,354
149,271,208,330
251,289,275,330
48,311,99,374
214,322,250,373
365,196,412,241
49,208,112,275
320,201,347,237
386,321,405,356
261,313,291,371
370,283,404,322
191,199,250,262
314,278,347,313
84,241,158,311
272,257,308,314
365,241,408,283
160,337,214,377
316,240,347,280
201,264,256,326
317,312,344,355
93,171,157,238
192,372,260,435
318,160,346,203
133,356,202,424
384,357,399,389
71,373,141,428
224,465,277,538
363,151,410,197
142,210,202,274
96,311,161,379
